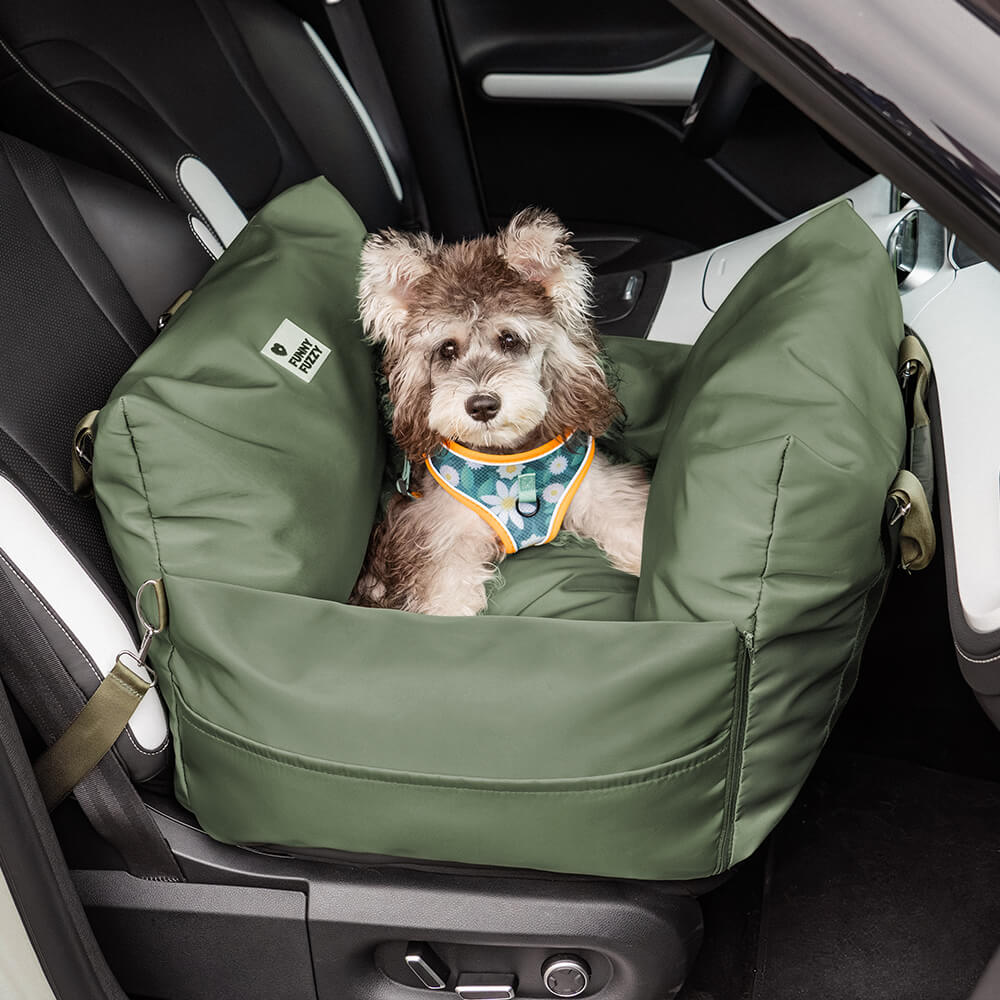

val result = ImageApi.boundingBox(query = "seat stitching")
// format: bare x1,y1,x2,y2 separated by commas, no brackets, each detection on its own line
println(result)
0,35,166,200
187,214,219,260
955,645,1000,665
0,550,166,757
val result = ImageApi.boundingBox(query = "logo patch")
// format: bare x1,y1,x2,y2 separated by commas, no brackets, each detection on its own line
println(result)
261,320,330,383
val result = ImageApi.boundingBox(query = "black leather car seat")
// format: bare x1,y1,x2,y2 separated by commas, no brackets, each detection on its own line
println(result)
0,130,211,876
0,0,433,250
0,126,706,998
0,0,690,337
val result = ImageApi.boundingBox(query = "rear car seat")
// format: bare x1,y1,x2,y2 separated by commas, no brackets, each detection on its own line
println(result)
0,130,708,999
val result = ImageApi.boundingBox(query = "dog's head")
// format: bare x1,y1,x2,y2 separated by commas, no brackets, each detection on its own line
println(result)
358,208,619,458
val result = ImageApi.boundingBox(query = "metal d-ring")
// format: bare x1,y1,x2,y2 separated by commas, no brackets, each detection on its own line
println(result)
515,497,540,517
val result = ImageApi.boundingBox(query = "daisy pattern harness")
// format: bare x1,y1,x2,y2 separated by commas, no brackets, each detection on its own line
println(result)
424,432,595,554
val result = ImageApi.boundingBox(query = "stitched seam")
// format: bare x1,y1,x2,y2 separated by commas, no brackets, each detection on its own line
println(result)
174,155,203,217
0,551,98,682
0,551,87,720
300,21,401,200
727,438,790,864
749,436,791,634
0,550,163,757
176,154,227,248
1,472,139,639
822,544,886,744
177,700,729,793
0,36,166,200
187,214,218,259
955,645,1000,664
107,672,144,701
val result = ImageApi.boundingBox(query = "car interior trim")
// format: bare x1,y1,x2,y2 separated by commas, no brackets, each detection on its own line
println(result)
301,19,404,203
481,53,710,105
668,0,1000,273
188,215,224,260
903,260,1000,633
0,865,58,1000
645,175,898,345
175,155,247,249
0,475,167,752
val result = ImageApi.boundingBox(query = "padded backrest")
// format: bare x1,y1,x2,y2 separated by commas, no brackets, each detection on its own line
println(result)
0,0,409,239
637,201,904,627
0,132,211,780
94,178,383,606
636,200,905,861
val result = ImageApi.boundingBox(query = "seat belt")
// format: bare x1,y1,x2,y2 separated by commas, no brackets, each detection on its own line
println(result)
0,571,181,880
33,656,153,811
35,578,167,811
318,0,429,231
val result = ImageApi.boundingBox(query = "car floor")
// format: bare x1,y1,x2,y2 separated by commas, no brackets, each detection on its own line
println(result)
679,547,1000,1000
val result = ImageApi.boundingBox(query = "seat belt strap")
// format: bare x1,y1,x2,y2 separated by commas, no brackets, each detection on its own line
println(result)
319,0,429,230
33,656,152,811
0,567,181,879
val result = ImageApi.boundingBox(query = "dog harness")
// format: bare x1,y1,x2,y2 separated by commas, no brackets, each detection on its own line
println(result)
425,432,595,554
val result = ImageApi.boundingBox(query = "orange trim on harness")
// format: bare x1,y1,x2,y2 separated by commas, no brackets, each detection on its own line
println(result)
424,433,595,555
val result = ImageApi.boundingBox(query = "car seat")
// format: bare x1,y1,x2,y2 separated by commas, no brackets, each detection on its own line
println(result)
0,6,914,997
0,130,713,1000
0,0,690,339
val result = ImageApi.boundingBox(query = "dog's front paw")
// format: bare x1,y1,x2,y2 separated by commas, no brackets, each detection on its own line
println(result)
419,584,489,617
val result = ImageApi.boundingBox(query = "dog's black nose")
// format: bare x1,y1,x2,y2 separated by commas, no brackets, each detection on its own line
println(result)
465,393,501,422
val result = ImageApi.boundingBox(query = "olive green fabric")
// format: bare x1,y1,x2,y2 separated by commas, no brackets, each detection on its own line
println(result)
94,191,904,880
95,178,383,607
635,201,906,862
488,336,689,622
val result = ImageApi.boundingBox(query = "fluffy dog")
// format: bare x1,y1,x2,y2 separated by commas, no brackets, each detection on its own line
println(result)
351,209,649,616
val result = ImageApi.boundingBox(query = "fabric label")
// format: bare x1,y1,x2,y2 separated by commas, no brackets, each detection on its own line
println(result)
261,320,330,383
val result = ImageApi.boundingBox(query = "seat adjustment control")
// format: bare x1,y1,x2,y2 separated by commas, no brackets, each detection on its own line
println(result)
542,955,590,997
405,941,450,990
454,972,516,999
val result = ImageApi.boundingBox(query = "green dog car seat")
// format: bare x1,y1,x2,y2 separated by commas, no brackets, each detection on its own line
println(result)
92,179,905,881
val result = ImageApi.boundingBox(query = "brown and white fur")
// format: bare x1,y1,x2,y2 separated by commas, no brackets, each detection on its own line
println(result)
351,208,649,616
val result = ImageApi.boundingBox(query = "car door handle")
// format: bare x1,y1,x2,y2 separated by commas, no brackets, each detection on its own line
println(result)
481,52,710,106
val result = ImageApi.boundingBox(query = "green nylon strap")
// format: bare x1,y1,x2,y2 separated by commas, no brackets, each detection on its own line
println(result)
71,410,99,498
517,471,537,505
34,657,152,811
888,468,936,572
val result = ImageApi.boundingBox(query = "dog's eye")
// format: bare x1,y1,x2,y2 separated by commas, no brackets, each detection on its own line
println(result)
498,330,521,353
438,340,458,361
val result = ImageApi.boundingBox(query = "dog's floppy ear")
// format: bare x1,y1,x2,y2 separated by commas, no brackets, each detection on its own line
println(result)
499,208,591,332
358,230,436,351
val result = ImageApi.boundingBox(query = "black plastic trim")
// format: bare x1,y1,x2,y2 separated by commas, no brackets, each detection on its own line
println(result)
0,681,128,1000
91,795,710,1000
